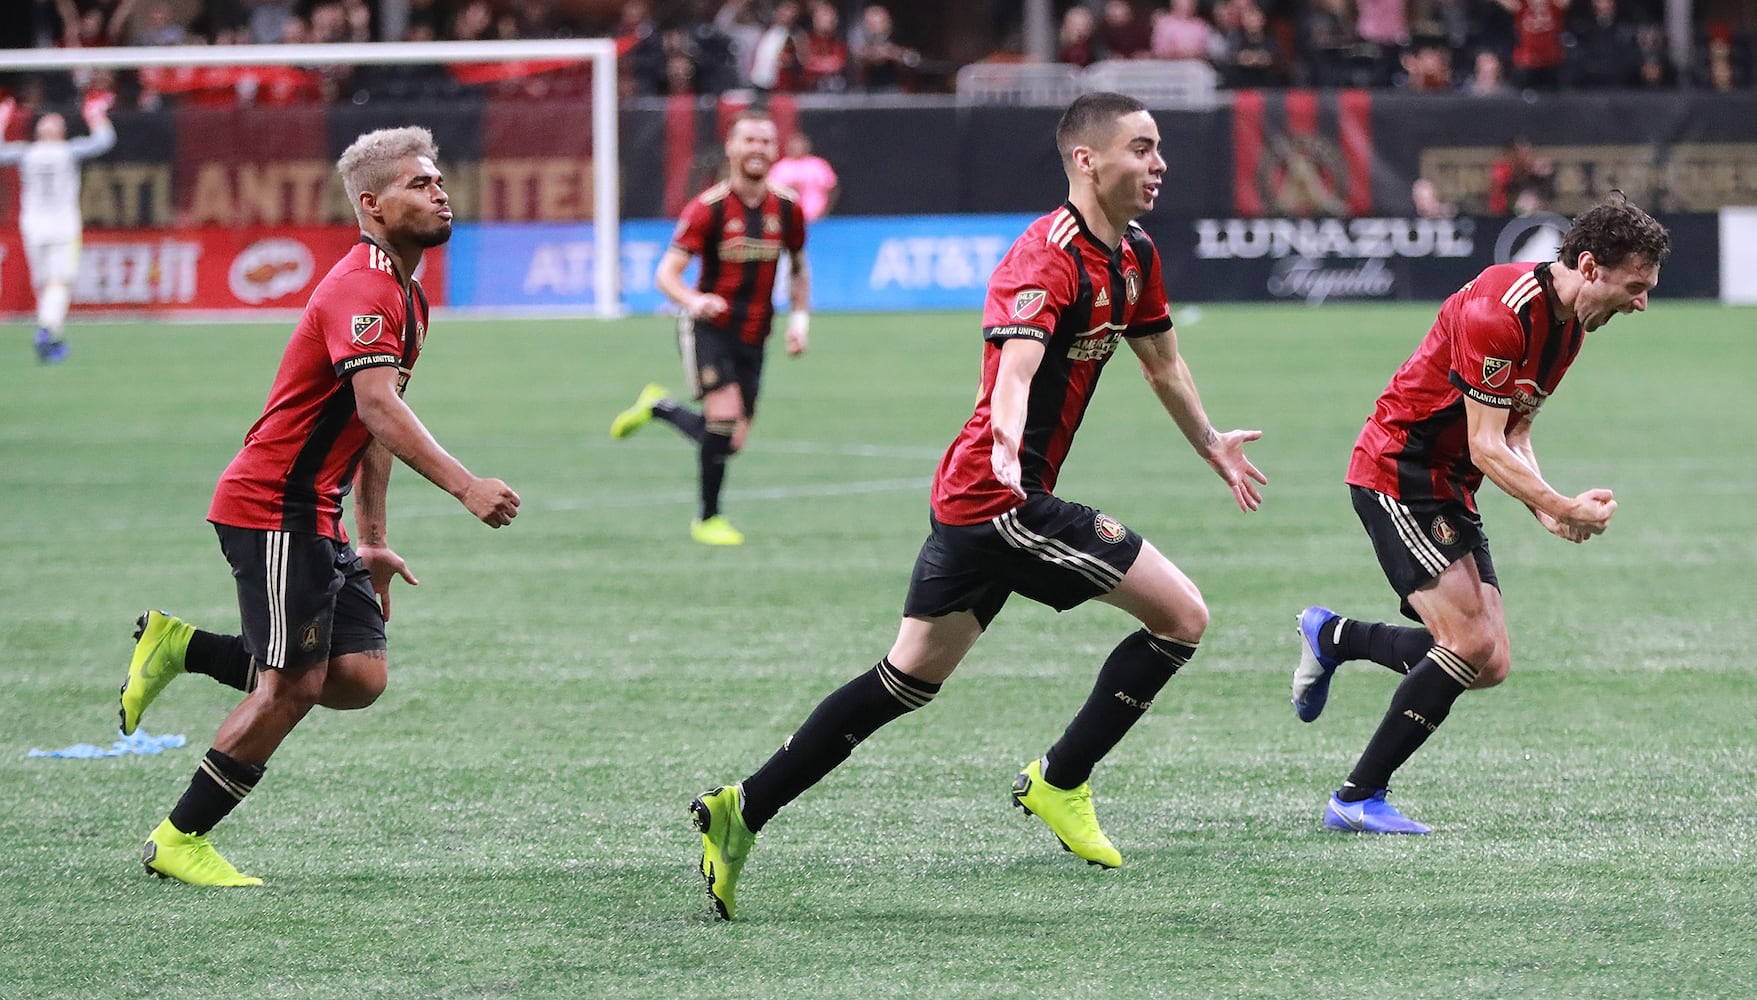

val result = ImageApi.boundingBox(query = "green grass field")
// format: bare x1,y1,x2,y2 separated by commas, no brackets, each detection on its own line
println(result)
2,303,1754,999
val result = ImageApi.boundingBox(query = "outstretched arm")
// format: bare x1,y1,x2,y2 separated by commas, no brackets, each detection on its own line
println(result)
351,366,520,527
1126,327,1266,512
352,438,418,619
785,248,810,355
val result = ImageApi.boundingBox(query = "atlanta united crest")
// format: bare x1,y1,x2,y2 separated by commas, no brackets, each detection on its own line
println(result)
1482,357,1512,389
1431,515,1458,546
1095,513,1127,544
1123,268,1141,305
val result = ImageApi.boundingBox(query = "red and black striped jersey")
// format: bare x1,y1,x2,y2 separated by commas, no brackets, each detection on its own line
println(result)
671,181,807,346
208,238,428,541
932,203,1173,526
1347,261,1583,508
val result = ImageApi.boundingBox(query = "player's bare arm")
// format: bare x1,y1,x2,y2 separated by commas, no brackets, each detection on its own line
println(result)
989,338,1047,501
1126,329,1266,512
1465,396,1613,536
786,249,811,356
655,247,728,320
1505,420,1586,542
352,439,418,618
351,366,520,528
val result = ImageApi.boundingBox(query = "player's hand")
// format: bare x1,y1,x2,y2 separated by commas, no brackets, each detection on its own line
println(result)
991,440,1026,502
461,477,521,527
356,543,418,621
1560,487,1616,537
1202,428,1267,512
81,91,115,125
1535,509,1587,543
785,311,809,356
689,293,729,320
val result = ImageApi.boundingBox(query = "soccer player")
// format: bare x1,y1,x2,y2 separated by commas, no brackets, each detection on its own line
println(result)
608,109,810,546
119,127,521,886
1291,194,1670,834
0,93,115,363
689,92,1267,920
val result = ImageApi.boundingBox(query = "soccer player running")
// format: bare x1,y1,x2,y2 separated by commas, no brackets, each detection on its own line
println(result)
0,93,115,363
1291,194,1669,834
690,92,1266,920
608,109,810,546
119,127,521,885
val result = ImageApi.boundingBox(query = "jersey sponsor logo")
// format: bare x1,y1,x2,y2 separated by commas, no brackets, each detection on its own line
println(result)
1511,378,1549,415
1123,267,1141,304
352,314,386,346
1066,327,1124,362
228,238,315,304
1481,357,1512,388
1012,289,1047,320
1094,513,1127,544
1430,515,1458,546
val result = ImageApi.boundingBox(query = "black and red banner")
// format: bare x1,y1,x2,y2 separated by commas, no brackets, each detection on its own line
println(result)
1232,88,1374,218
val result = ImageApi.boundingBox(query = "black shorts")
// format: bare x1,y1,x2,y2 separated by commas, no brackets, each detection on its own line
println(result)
902,493,1144,629
1350,486,1499,622
677,316,764,418
213,524,387,670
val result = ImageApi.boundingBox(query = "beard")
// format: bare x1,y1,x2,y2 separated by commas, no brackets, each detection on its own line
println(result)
411,219,453,248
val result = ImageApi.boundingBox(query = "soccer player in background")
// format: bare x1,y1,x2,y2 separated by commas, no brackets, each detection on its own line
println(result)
119,127,521,885
0,93,115,363
689,92,1267,920
608,109,811,546
1291,194,1669,834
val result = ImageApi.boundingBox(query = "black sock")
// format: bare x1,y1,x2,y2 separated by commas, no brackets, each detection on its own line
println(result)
1339,646,1477,800
1043,630,1196,789
184,630,258,692
699,425,735,520
1319,616,1433,675
739,658,940,832
653,399,706,443
167,748,266,836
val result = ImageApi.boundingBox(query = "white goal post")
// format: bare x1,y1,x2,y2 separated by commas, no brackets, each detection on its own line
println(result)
0,39,622,317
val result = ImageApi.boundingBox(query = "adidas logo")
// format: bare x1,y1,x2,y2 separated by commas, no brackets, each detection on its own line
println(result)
1094,288,1110,308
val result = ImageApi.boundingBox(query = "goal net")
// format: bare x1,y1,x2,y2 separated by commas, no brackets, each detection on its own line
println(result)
0,39,621,318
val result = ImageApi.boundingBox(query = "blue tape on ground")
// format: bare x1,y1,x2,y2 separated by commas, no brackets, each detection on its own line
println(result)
28,729,188,759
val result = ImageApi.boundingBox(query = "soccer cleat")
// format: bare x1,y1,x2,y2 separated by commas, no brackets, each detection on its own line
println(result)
609,383,669,440
44,337,69,364
141,818,264,886
1292,606,1342,723
1323,788,1432,835
690,784,756,921
120,610,194,736
33,328,56,363
1010,759,1122,868
690,515,744,546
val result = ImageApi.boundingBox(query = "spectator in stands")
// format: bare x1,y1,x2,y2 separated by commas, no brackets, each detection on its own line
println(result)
132,0,187,46
1151,0,1216,62
509,0,559,39
1419,0,1482,55
1694,25,1748,93
1218,1,1287,87
1399,34,1454,91
1632,23,1674,88
1489,137,1555,215
848,4,918,91
1412,176,1457,218
1496,0,1569,90
799,0,850,92
750,0,805,91
1567,0,1638,87
1356,0,1409,48
769,130,838,220
1059,5,1103,67
713,0,766,87
248,0,298,46
1101,0,1153,60
1464,48,1514,94
1301,0,1359,86
27,0,72,48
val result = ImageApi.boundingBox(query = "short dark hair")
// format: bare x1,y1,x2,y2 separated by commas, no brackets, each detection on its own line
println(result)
1557,192,1672,271
1056,91,1147,167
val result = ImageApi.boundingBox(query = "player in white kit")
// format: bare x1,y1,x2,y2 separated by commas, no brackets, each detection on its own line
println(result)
0,94,115,363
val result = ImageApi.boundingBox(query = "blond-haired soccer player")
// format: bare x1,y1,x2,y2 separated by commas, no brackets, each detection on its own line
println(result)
120,127,521,885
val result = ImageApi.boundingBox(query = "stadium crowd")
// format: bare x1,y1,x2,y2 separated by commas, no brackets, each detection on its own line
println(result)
2,0,1752,107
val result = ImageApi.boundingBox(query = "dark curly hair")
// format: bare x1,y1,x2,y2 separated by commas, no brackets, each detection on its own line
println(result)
1556,192,1672,271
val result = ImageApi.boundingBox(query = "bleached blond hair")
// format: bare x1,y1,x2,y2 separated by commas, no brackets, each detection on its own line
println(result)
337,126,439,226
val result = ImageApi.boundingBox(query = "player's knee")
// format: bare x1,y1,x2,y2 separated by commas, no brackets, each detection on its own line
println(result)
1142,594,1207,644
1437,630,1497,672
1471,647,1511,688
321,653,388,710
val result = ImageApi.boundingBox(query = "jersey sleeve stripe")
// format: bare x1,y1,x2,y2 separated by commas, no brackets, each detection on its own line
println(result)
1046,210,1078,248
1500,272,1541,310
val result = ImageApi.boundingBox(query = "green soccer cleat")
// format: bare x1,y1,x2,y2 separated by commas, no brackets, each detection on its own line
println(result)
690,784,756,921
690,515,745,546
120,610,193,736
142,819,263,886
1011,759,1122,869
609,383,670,440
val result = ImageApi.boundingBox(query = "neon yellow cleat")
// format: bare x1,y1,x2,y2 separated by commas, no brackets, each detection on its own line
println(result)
690,784,756,921
142,819,263,887
1010,758,1122,869
690,515,744,546
609,383,670,440
120,610,193,736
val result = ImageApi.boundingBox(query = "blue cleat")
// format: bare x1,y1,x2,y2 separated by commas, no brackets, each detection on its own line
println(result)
33,329,68,364
1323,789,1431,834
1292,606,1341,722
